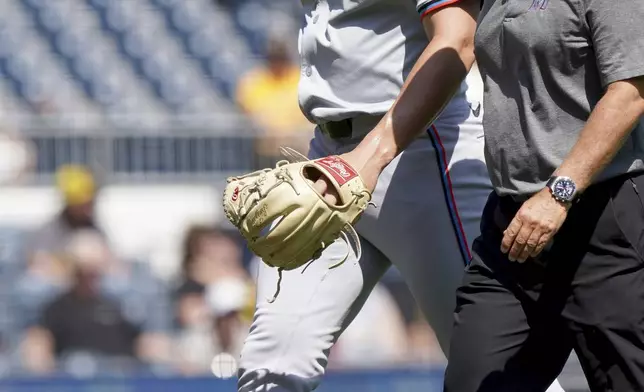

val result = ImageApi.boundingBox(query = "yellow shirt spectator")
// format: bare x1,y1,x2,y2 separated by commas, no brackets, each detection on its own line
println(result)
236,65,309,137
235,38,312,163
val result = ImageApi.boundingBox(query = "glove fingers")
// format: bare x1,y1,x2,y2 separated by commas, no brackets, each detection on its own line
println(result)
255,213,348,269
258,232,330,270
250,206,312,251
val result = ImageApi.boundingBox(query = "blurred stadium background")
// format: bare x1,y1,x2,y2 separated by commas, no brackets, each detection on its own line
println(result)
0,0,588,390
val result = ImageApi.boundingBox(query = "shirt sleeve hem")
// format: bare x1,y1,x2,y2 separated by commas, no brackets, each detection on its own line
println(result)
418,0,462,19
602,67,644,88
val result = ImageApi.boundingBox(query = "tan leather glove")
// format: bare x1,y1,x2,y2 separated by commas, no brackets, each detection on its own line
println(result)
223,148,372,272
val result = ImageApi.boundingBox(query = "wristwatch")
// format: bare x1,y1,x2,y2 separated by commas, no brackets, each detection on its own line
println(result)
546,176,578,204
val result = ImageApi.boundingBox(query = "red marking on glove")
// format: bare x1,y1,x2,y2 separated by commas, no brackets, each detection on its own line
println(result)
232,186,240,201
315,156,357,186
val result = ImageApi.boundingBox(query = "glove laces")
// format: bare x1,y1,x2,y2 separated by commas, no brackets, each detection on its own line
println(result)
267,223,362,304
267,198,370,304
227,160,295,228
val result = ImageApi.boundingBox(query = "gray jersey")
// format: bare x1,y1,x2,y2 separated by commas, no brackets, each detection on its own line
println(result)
476,0,644,197
298,0,469,123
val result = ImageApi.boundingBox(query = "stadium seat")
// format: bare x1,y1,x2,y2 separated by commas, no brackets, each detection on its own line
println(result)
1,0,298,118
16,0,165,117
153,0,257,99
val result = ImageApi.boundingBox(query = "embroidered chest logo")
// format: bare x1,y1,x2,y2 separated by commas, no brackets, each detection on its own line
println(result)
528,0,549,10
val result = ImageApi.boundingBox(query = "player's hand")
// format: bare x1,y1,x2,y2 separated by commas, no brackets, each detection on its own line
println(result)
501,188,570,262
309,149,382,206
309,169,341,205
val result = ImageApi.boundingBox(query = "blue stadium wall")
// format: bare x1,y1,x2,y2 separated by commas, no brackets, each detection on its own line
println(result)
0,370,445,392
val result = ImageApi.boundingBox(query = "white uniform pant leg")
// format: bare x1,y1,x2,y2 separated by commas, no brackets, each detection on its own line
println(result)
237,131,392,392
237,233,390,392
356,115,491,355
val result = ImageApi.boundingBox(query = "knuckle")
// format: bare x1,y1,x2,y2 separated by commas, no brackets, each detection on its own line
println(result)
535,223,547,232
516,211,529,222
506,223,521,236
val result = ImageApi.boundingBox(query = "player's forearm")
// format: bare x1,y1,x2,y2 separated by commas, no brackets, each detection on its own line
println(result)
355,33,476,169
554,78,644,192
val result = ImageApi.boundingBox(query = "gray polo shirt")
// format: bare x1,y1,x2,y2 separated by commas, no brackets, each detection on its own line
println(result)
476,0,644,197
298,0,469,123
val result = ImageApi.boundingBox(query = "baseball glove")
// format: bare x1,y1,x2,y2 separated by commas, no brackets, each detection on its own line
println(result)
222,147,372,273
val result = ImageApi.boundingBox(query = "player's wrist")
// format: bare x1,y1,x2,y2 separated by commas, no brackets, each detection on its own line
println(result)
353,133,397,170
372,144,397,169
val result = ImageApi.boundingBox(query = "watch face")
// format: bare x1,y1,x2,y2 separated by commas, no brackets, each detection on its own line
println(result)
552,178,576,201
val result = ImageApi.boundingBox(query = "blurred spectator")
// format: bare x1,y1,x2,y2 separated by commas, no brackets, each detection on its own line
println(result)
206,278,252,356
74,230,173,371
173,278,253,375
172,225,253,375
174,225,248,297
235,35,311,166
20,234,137,374
15,166,104,325
19,230,171,376
26,165,103,256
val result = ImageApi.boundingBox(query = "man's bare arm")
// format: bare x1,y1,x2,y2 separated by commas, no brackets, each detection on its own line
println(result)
555,77,644,192
313,1,479,202
352,1,479,173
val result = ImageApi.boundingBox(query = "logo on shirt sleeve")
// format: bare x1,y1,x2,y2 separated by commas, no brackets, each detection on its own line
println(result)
528,0,549,10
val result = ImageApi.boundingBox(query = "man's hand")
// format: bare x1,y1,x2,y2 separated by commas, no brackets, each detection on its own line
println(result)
501,188,570,262
310,147,383,206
